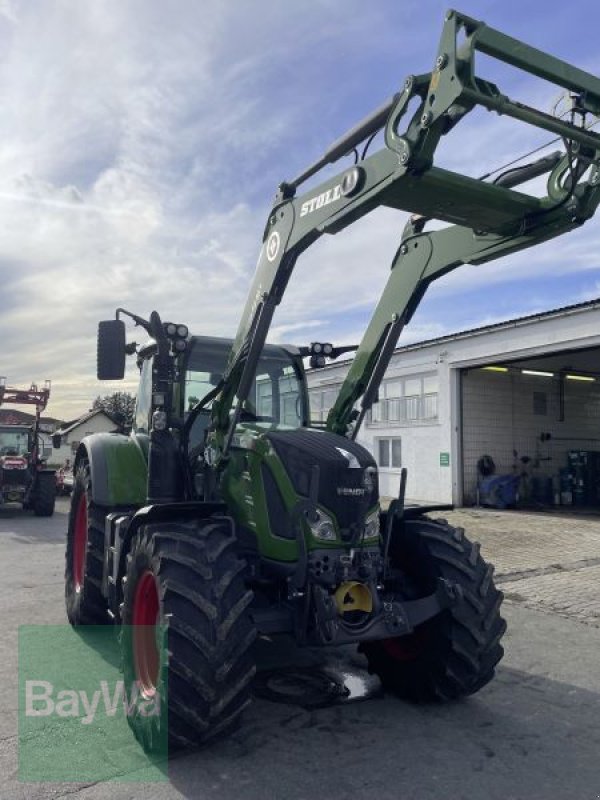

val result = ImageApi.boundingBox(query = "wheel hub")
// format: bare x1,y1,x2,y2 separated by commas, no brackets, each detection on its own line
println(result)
72,495,88,592
132,570,160,697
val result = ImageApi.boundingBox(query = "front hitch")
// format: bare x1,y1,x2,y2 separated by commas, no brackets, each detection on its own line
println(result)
310,577,460,647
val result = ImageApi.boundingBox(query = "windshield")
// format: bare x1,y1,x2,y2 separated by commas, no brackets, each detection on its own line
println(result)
0,428,29,456
184,337,307,429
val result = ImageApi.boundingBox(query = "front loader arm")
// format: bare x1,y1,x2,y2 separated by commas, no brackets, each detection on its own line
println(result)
327,167,600,435
209,8,600,462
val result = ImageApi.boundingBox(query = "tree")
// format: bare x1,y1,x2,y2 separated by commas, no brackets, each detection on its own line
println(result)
92,392,136,429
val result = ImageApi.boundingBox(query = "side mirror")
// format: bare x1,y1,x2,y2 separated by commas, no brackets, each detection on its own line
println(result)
97,320,126,380
52,433,62,449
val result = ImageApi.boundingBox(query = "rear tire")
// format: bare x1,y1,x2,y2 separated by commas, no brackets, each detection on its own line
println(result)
33,473,56,517
65,462,108,625
361,517,506,701
120,518,256,753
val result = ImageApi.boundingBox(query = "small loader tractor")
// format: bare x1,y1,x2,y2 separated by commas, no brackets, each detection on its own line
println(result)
66,9,600,752
0,380,55,516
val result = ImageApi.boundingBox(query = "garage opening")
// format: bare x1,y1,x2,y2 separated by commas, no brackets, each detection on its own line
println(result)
460,346,600,512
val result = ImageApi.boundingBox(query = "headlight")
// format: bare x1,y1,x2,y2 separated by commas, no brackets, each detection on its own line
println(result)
307,508,337,542
363,509,380,541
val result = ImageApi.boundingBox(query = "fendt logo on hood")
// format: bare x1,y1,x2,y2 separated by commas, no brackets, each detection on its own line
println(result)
337,487,367,497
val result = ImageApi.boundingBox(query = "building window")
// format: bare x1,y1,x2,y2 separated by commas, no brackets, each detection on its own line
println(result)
377,437,402,469
256,377,273,417
367,373,438,425
309,385,341,423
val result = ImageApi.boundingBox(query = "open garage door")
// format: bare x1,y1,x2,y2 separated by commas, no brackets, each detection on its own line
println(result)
460,346,600,511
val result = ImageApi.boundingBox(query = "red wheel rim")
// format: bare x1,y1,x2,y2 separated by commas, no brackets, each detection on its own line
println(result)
73,494,88,592
381,625,429,662
132,570,160,697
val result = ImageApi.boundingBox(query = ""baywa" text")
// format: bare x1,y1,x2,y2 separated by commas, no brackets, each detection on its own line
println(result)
25,680,160,725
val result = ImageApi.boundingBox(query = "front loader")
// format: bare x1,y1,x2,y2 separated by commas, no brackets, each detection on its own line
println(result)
66,10,600,751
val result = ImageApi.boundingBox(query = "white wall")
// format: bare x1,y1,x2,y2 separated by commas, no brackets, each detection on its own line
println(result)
307,347,452,504
51,413,117,465
357,359,449,502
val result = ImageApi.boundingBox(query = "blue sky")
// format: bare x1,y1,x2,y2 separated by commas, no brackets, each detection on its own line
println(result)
1,0,600,417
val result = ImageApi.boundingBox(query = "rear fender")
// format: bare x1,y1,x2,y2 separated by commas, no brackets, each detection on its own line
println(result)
128,501,229,541
122,500,230,575
75,432,147,507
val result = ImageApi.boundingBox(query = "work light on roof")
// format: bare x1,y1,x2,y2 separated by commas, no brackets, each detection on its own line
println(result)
164,321,189,340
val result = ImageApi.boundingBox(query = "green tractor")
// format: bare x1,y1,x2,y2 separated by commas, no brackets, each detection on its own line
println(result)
66,9,600,751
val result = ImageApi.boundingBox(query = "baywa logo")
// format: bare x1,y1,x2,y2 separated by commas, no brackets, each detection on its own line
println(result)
25,679,160,725
19,625,168,782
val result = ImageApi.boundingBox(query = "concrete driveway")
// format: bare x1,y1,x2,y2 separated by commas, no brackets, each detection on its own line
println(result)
1,499,600,799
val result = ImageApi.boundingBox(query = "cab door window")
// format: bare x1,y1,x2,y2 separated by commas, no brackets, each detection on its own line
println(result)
134,359,153,433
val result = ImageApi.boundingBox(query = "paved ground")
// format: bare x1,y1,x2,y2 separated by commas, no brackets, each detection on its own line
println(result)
445,508,600,627
1,499,600,799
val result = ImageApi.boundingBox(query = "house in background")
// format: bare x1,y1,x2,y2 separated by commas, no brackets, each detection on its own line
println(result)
52,409,120,466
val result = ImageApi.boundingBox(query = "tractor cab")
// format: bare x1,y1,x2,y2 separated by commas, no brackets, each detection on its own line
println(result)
0,425,31,457
183,336,309,446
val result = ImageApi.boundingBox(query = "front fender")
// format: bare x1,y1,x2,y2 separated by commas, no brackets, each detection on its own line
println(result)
75,432,147,507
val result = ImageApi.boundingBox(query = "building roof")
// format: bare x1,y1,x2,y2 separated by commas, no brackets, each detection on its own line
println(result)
0,409,64,428
55,408,118,436
309,297,600,374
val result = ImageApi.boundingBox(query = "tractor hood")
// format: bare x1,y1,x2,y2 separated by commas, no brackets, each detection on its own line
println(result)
264,428,378,538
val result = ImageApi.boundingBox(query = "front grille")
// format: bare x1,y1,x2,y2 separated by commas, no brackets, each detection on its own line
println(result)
266,429,378,536
1,468,30,488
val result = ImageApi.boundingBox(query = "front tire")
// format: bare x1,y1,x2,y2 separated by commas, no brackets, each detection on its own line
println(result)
33,473,56,517
362,517,506,701
120,518,256,753
65,462,108,625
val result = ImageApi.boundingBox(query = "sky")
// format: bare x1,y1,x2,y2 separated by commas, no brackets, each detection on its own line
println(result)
2,0,600,419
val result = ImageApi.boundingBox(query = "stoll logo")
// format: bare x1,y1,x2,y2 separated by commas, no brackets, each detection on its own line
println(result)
299,166,364,217
25,679,160,725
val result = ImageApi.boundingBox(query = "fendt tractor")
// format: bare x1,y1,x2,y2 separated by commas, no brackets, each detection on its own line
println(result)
66,10,600,751
0,380,55,516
